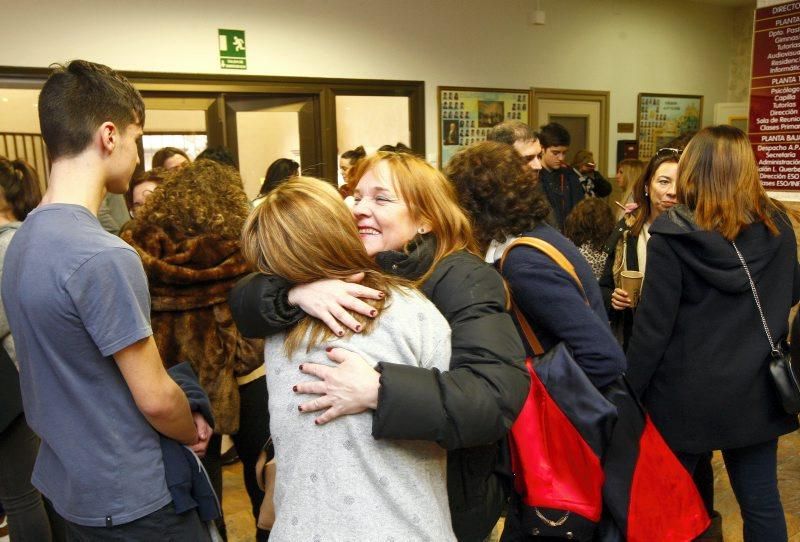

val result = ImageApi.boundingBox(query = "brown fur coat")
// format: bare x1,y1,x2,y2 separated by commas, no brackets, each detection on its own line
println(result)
122,223,264,434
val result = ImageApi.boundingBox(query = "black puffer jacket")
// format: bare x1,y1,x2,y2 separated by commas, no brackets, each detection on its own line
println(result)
229,235,528,541
626,205,800,453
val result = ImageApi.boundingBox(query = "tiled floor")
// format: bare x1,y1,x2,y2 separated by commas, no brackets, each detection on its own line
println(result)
223,430,800,542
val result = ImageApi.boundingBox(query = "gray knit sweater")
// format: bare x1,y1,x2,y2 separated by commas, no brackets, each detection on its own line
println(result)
265,286,455,542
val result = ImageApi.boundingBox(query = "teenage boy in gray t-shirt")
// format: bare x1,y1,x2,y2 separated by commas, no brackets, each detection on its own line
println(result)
1,60,210,538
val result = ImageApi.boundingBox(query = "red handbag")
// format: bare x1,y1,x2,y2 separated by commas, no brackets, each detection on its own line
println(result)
500,237,709,541
501,238,615,540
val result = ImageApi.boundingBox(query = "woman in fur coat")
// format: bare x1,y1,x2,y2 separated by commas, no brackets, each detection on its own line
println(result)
122,159,268,541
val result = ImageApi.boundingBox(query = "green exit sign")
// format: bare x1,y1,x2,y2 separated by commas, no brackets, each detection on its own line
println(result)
219,29,247,70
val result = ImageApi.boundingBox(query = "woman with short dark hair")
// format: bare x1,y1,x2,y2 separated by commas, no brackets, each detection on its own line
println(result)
626,126,799,541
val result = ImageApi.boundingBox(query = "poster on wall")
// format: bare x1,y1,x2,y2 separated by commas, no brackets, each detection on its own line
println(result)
438,87,530,168
636,93,702,160
748,1,800,194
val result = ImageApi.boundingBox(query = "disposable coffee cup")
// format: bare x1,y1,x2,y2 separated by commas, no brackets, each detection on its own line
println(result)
620,271,644,307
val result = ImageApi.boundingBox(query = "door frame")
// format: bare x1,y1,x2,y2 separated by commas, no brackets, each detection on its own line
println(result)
531,87,610,175
0,67,425,183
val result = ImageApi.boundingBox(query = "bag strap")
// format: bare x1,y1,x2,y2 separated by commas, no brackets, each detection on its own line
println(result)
731,240,780,356
499,237,588,357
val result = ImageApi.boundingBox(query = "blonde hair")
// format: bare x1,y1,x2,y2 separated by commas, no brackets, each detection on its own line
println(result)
241,177,405,356
677,125,787,240
349,151,479,283
617,158,645,208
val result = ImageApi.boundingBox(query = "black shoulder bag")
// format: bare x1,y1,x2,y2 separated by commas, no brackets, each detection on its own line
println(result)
733,240,800,415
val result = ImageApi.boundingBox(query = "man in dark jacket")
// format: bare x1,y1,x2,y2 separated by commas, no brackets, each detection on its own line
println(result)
538,122,585,230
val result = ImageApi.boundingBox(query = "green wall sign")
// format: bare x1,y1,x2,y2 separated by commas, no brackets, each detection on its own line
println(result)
218,29,247,70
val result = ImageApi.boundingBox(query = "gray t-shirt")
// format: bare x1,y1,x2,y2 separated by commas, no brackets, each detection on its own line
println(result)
266,286,456,542
1,204,170,527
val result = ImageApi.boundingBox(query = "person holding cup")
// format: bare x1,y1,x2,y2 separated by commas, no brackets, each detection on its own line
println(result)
599,148,679,349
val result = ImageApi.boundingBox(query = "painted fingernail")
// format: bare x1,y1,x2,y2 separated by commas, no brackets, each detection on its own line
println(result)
378,292,385,298
292,385,298,392
314,419,320,425
370,310,377,317
325,346,333,352
337,330,344,337
355,324,362,332
299,364,304,371
298,405,303,412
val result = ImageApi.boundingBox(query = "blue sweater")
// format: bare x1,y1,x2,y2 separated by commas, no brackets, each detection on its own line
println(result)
500,223,626,388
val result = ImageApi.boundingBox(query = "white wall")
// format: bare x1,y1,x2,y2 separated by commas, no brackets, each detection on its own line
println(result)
0,0,743,170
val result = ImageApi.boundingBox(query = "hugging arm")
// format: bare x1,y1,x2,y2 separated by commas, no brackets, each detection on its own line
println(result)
230,272,382,338
372,256,528,449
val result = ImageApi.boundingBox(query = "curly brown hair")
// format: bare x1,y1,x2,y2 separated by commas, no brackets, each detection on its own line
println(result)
564,198,615,250
136,159,250,240
446,141,551,251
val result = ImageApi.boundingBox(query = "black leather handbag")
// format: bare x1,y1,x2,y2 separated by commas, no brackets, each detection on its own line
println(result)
733,241,800,415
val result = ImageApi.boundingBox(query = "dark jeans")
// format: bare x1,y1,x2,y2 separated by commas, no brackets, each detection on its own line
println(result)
65,502,210,542
202,375,270,541
0,414,52,542
677,438,787,542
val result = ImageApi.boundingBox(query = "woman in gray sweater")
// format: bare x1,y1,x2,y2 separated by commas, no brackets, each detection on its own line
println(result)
241,177,456,541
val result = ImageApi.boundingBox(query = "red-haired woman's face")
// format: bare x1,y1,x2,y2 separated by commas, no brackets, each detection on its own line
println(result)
352,163,420,257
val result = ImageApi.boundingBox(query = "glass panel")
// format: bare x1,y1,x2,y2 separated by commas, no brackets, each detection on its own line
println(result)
236,110,301,200
141,98,212,170
141,133,207,170
335,95,410,185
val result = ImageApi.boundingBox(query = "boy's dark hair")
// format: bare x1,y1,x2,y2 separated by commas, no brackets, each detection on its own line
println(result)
487,120,537,145
196,146,238,168
538,122,571,149
38,60,144,161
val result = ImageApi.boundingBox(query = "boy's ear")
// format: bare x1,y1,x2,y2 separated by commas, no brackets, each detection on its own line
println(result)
98,121,118,154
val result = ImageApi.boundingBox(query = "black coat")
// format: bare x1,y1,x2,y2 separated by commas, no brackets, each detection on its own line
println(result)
626,206,800,453
229,235,528,542
539,167,585,231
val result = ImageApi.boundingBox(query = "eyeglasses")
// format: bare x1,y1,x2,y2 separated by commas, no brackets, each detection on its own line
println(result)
656,147,682,158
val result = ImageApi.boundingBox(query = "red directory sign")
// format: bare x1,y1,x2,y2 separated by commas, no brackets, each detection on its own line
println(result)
749,1,800,190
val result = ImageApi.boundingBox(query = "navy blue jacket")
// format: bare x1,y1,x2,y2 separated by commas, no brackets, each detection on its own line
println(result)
163,362,220,522
501,223,626,388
